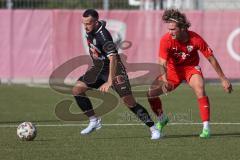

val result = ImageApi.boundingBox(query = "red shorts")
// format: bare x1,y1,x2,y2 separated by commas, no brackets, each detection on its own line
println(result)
158,65,203,89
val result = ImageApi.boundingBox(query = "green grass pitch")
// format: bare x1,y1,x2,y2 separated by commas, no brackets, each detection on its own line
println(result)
0,84,239,160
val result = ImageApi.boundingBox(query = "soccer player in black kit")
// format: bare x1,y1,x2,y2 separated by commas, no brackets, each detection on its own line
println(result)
72,9,160,140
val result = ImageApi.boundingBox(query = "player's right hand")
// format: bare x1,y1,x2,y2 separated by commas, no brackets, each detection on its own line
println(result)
99,81,112,93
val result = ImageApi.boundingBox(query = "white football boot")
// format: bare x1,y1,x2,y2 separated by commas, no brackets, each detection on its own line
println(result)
80,118,102,135
150,125,161,140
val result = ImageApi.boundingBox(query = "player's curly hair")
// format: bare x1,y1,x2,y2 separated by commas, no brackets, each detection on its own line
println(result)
162,9,191,30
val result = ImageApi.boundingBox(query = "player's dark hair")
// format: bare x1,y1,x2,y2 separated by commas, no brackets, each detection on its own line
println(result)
162,9,191,30
83,9,99,21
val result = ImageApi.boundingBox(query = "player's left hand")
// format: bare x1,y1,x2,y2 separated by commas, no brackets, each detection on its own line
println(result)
221,78,233,93
99,81,112,92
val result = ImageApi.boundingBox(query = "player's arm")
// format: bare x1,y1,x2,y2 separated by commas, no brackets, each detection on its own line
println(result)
99,28,118,92
99,54,117,92
207,55,232,93
197,34,233,93
159,57,168,82
108,55,117,82
158,37,174,93
159,57,173,94
158,37,169,83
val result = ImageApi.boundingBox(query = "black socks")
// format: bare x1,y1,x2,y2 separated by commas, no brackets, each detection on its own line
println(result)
74,94,95,117
130,103,154,127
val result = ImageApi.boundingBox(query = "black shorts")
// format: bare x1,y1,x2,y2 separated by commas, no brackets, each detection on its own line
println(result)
78,62,132,97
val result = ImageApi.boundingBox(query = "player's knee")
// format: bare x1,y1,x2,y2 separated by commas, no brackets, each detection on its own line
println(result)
147,90,155,98
72,87,79,96
72,86,86,96
121,96,136,108
194,87,205,98
148,86,162,98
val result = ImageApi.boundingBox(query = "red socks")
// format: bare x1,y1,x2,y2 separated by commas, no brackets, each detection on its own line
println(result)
148,97,163,116
198,96,210,122
148,95,210,122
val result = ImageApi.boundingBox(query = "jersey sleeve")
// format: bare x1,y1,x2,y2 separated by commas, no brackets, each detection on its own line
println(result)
196,34,213,58
159,37,169,60
99,29,118,57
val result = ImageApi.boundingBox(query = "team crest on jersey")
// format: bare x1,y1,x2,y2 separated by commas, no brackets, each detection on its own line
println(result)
186,45,193,53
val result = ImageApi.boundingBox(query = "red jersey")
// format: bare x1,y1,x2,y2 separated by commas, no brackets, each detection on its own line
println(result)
159,31,213,67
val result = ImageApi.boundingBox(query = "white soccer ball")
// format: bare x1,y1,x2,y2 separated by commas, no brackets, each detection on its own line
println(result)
17,122,37,141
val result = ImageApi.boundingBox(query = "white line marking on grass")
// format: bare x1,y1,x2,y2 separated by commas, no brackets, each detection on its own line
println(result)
1,123,240,128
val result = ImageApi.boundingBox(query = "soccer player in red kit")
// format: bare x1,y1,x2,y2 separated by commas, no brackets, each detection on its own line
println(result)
147,9,232,138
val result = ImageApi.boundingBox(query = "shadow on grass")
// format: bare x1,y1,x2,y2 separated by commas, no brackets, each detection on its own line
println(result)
0,120,60,124
90,132,240,140
210,132,240,138
33,139,56,142
90,135,149,140
165,132,240,139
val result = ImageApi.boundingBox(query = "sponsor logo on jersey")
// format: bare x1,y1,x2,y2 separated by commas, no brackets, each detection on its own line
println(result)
174,52,190,60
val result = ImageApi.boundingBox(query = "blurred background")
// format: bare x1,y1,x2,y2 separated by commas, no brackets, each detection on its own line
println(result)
0,2,239,159
0,0,239,85
1,0,240,10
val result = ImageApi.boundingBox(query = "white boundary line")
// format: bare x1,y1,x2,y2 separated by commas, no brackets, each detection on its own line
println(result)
1,123,240,128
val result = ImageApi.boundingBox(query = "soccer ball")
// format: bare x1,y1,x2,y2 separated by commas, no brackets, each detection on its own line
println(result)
17,122,37,141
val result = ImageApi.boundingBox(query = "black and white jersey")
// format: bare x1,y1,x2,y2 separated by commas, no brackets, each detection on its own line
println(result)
86,20,119,70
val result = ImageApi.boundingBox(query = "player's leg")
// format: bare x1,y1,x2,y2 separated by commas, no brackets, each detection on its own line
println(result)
188,72,210,138
72,81,94,117
123,95,161,140
147,76,175,114
73,69,105,135
121,95,155,128
112,74,161,140
147,71,180,132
